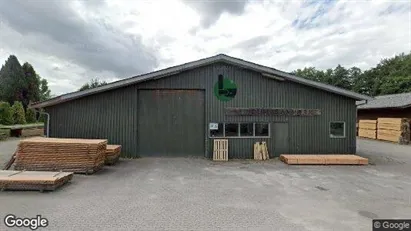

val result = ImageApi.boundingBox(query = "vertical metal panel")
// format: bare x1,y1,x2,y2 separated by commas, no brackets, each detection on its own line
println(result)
137,90,205,157
46,62,357,158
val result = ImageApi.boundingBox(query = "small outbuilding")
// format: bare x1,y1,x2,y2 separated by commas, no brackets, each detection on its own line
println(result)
31,54,371,158
357,93,411,120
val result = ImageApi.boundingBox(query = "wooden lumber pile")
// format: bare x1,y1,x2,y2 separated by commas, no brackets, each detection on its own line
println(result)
377,118,410,144
105,145,122,165
358,120,377,139
0,170,73,191
280,154,368,165
213,139,228,161
14,137,107,174
254,142,269,160
21,128,44,137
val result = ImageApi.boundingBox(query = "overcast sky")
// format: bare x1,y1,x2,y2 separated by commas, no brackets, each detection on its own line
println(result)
0,0,410,95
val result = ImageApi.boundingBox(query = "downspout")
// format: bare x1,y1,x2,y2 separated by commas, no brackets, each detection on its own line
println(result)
33,108,50,137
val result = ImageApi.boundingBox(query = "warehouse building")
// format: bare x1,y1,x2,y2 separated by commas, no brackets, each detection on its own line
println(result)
357,93,411,120
31,54,371,158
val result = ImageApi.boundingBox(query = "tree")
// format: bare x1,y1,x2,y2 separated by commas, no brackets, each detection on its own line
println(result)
11,101,26,124
0,55,27,105
79,78,108,91
0,101,13,125
22,62,40,105
37,74,51,101
25,107,37,123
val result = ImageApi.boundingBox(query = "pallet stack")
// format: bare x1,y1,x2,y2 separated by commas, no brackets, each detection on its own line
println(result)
14,137,107,174
358,120,377,139
0,170,73,191
377,118,410,144
254,142,269,160
213,139,228,161
105,145,122,165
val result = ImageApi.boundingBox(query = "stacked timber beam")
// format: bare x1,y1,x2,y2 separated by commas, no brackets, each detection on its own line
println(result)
377,118,410,144
280,154,368,165
21,128,44,137
14,137,107,174
358,120,377,139
0,170,73,191
254,142,269,160
105,145,122,165
213,139,228,161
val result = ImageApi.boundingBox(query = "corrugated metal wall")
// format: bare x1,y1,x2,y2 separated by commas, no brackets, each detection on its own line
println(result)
45,62,357,158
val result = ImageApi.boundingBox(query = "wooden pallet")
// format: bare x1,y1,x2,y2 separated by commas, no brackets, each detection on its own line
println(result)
280,154,368,165
213,139,228,161
0,170,73,191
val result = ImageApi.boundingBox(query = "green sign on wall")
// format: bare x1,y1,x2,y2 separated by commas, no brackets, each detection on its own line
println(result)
214,75,237,102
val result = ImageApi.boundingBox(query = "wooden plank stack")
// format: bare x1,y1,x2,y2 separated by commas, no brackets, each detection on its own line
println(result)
377,118,410,144
254,142,269,160
14,137,107,174
213,139,228,161
21,128,44,137
358,120,377,139
105,145,122,165
0,170,73,191
280,154,368,165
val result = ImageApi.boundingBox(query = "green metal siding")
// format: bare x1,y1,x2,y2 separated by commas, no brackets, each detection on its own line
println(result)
137,90,205,157
45,62,357,158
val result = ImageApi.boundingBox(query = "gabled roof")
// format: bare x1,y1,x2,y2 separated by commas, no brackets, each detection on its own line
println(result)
357,92,411,110
30,54,372,108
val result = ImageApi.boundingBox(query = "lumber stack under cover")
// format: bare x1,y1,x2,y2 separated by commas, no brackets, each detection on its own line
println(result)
358,120,377,139
0,170,73,191
14,137,107,174
105,145,122,165
377,118,410,144
21,128,44,137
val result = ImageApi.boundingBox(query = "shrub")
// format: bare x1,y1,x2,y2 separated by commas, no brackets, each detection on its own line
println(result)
11,101,26,124
0,101,14,125
26,107,37,123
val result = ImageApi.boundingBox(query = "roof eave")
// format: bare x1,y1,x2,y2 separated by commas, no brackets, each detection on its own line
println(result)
31,54,373,108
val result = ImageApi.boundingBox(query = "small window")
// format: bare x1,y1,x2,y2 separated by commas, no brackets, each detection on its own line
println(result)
330,121,345,138
255,123,269,137
209,123,224,137
240,123,254,137
225,123,239,137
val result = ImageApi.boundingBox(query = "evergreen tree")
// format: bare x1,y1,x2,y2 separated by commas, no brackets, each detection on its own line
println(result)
0,55,27,104
11,101,26,124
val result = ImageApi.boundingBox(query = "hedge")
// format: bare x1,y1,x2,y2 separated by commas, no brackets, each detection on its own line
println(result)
0,101,13,125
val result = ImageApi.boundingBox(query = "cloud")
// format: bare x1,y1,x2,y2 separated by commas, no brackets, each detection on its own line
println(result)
183,0,251,28
0,0,410,95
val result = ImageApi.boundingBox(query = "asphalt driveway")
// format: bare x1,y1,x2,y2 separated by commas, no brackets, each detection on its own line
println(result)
0,138,410,231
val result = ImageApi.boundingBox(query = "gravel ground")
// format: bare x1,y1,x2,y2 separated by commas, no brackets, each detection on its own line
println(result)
0,138,410,231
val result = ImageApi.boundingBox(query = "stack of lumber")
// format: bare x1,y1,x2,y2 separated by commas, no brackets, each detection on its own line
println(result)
0,170,73,191
14,137,107,174
254,142,269,160
377,118,410,144
358,120,377,139
0,129,9,140
280,154,368,165
21,128,44,137
105,145,122,165
213,139,228,161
